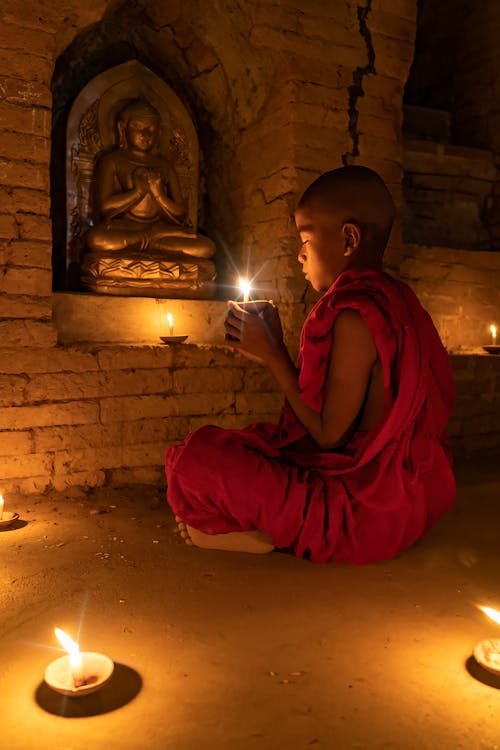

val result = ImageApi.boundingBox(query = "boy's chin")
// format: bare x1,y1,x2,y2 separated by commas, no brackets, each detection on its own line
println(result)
310,279,331,293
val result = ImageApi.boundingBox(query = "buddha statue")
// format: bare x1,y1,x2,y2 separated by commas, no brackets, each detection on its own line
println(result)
80,98,216,298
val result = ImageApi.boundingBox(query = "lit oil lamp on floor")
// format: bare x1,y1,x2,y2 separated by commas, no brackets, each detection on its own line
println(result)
0,494,19,528
159,312,188,345
44,627,114,697
482,324,500,355
473,606,500,676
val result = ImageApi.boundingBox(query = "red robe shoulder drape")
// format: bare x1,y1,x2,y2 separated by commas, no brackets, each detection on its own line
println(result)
165,268,456,564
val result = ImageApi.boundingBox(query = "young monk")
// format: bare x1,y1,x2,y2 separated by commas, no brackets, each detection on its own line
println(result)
165,165,456,564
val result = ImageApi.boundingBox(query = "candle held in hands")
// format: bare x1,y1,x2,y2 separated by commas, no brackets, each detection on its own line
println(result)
239,278,251,304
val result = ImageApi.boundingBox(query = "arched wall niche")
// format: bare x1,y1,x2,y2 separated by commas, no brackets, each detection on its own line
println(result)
51,0,275,294
65,61,203,292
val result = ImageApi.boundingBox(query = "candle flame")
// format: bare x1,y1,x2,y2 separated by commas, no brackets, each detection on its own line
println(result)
239,278,251,299
0,494,3,520
167,313,173,328
479,606,500,626
55,627,81,668
490,324,497,339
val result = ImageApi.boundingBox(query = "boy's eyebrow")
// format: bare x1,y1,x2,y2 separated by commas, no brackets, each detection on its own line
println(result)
296,222,313,232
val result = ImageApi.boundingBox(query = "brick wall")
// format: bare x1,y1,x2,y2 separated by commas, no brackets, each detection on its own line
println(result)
404,0,500,153
403,0,500,250
0,0,498,494
448,354,500,461
1,343,495,494
396,245,500,350
0,344,282,493
402,139,498,251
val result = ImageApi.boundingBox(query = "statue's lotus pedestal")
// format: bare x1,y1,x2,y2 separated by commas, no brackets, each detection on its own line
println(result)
81,252,216,299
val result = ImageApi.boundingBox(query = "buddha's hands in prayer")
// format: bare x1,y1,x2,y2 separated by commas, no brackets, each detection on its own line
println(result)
224,300,284,365
133,167,152,196
133,168,163,197
146,169,163,195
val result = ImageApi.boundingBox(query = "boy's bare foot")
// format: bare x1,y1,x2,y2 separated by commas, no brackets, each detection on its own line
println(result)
174,515,275,554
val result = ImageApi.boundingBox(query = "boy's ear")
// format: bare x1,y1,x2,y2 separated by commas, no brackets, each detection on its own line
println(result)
342,222,361,256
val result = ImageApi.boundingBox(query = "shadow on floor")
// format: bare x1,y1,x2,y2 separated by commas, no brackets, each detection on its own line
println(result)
465,656,500,690
35,663,142,717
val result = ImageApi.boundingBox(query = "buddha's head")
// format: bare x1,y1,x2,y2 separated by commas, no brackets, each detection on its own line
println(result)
116,98,161,153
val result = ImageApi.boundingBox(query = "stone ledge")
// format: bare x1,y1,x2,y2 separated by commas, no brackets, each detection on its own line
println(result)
53,292,229,346
449,348,500,357
403,137,495,162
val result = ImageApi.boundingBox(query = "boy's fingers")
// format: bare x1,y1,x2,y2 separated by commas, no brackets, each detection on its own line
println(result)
224,319,242,337
227,305,247,322
225,308,244,327
236,300,271,314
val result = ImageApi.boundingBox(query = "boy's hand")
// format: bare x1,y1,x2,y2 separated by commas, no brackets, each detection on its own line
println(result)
237,300,284,343
224,300,284,364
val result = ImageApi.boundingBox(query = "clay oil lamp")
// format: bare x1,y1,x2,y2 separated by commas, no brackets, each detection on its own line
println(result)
0,494,19,528
473,606,500,675
44,628,114,697
160,312,188,344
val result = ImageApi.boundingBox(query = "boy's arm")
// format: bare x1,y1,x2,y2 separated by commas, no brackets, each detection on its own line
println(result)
225,304,377,450
268,309,377,449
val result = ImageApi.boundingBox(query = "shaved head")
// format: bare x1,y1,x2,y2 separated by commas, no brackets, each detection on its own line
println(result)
297,166,395,257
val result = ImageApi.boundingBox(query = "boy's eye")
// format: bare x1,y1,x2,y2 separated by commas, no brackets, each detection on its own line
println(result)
301,239,309,246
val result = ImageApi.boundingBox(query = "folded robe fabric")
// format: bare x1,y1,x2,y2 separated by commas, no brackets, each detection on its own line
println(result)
165,268,456,564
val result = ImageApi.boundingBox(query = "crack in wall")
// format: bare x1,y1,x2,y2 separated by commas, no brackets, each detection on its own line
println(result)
341,0,376,166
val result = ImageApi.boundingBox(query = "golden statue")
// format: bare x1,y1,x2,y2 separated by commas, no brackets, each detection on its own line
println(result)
80,98,216,298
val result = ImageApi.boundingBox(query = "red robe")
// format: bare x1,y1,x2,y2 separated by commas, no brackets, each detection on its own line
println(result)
165,268,456,564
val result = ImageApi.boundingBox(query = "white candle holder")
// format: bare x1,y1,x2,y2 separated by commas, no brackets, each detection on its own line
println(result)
45,651,114,697
473,639,500,676
0,511,19,528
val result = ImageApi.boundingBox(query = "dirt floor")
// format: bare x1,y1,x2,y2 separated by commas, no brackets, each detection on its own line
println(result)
1,462,499,750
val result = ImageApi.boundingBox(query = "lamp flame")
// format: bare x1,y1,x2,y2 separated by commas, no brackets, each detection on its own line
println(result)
166,313,174,336
239,278,251,303
55,627,84,685
490,324,497,342
0,494,3,520
479,606,500,626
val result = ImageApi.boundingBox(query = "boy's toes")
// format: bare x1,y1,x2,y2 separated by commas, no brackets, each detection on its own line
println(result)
180,529,193,545
174,515,193,545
